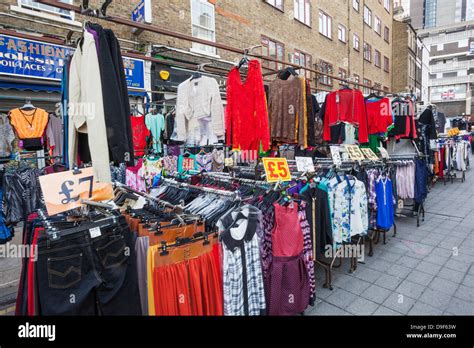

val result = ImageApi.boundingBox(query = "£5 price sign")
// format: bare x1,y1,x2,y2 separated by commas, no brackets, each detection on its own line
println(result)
262,157,291,183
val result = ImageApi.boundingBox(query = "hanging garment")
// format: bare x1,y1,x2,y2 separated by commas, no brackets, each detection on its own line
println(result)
396,163,415,200
178,154,198,173
332,177,368,244
226,60,270,152
9,108,49,140
0,188,13,244
414,159,428,204
195,152,213,172
0,114,16,157
68,30,111,182
323,89,368,143
418,108,437,140
211,149,224,172
45,114,64,158
365,97,394,134
162,155,178,174
145,112,165,154
175,76,225,145
268,76,307,146
130,115,150,157
375,176,395,230
126,159,146,192
87,24,135,166
219,205,266,316
266,203,310,316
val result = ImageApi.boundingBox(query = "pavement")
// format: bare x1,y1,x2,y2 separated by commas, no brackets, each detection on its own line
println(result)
306,168,474,316
1,168,473,316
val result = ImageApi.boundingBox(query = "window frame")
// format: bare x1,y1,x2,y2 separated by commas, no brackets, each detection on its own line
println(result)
294,49,313,79
384,0,391,13
374,49,381,68
353,33,360,51
374,16,382,35
363,78,372,95
261,35,285,71
353,0,360,12
353,74,360,89
384,26,390,43
18,0,75,21
317,59,333,86
338,68,348,86
319,10,333,39
363,42,372,62
294,0,311,27
264,0,284,12
190,0,217,56
338,24,347,43
364,5,372,27
383,56,390,72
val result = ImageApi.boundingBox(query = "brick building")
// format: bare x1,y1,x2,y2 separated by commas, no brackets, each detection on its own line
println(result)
0,0,394,110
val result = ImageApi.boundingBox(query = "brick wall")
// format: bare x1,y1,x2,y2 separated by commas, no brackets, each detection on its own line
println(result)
0,0,394,91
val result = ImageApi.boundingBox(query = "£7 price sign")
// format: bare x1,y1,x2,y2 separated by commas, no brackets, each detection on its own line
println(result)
262,158,291,183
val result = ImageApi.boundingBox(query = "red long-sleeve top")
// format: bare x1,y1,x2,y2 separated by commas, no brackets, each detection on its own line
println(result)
366,97,394,134
226,60,270,152
323,89,369,143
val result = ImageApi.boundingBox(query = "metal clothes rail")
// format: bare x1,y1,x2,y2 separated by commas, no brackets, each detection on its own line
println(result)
35,0,391,94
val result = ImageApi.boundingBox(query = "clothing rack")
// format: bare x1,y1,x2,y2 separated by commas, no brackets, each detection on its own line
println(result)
114,182,178,210
35,0,393,95
161,178,238,198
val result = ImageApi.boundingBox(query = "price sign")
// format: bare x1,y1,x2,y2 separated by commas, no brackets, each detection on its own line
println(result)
224,157,234,167
361,148,379,161
295,157,315,173
378,146,390,159
39,167,114,216
262,157,291,183
330,146,342,166
345,145,365,161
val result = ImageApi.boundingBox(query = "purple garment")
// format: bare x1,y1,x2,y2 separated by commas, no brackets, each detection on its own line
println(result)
266,253,310,316
167,145,181,157
86,27,100,52
287,182,304,195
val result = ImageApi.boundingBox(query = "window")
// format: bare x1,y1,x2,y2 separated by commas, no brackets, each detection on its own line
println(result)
374,50,381,67
364,6,372,27
353,74,360,89
363,78,372,95
353,34,360,51
338,68,347,86
384,26,390,42
384,0,391,13
265,0,284,11
294,50,312,79
363,42,372,62
318,60,333,86
384,56,390,72
338,24,347,43
353,0,360,12
191,0,216,55
319,10,332,39
294,0,311,26
261,36,285,70
375,16,382,35
19,0,74,20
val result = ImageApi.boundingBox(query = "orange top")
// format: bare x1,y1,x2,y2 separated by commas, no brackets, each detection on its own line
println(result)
9,108,49,139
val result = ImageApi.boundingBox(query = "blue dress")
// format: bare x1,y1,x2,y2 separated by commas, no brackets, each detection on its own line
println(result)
375,177,394,230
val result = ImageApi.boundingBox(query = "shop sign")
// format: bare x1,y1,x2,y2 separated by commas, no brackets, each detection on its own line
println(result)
0,34,71,81
123,57,145,90
132,0,152,24
262,158,291,183
39,167,114,216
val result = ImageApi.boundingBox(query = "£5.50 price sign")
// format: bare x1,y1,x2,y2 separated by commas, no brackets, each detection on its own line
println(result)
262,158,291,183
39,167,114,216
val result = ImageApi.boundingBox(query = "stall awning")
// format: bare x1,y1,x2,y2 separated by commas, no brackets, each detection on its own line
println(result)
0,82,61,93
128,90,148,98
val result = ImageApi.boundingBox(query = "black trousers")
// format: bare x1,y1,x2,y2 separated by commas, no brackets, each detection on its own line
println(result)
36,217,141,315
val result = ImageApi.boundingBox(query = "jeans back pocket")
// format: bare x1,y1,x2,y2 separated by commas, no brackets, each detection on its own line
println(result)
96,236,128,269
47,253,83,289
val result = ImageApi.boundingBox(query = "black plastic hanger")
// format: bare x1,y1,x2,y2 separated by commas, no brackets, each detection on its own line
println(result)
277,67,298,80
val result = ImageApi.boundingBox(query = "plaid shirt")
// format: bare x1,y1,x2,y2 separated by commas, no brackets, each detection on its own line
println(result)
220,206,266,316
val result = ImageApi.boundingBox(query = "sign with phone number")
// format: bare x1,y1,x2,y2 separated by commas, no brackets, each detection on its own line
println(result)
262,158,291,183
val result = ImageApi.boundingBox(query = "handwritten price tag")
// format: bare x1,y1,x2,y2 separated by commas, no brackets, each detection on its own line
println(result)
38,167,114,216
295,157,315,173
345,145,365,161
361,148,379,161
262,158,291,183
